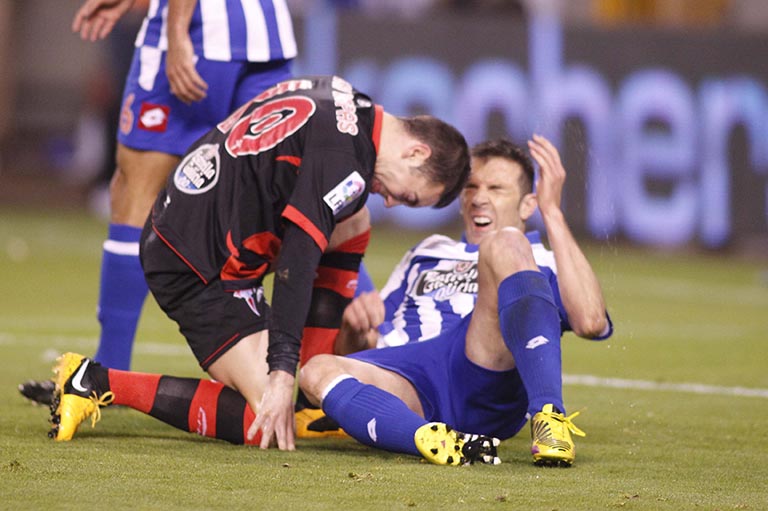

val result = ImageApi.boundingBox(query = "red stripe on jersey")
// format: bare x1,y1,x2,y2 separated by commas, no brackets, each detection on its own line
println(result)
372,105,383,154
333,228,370,255
108,369,161,413
151,224,208,284
220,230,280,282
201,333,241,369
188,380,225,437
276,155,302,167
243,405,261,445
282,205,328,252
300,326,338,365
314,266,359,299
242,230,282,257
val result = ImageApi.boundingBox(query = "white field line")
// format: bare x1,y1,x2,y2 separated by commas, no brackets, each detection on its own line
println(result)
4,332,767,399
563,374,768,399
604,274,768,308
0,332,188,357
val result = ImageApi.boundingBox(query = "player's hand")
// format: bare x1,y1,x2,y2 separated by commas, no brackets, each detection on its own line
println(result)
528,134,566,217
166,33,208,104
342,292,385,339
72,0,135,41
247,370,296,450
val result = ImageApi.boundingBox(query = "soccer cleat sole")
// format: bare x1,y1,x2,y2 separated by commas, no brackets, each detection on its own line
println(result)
49,353,83,440
532,440,575,467
415,423,501,466
533,455,574,468
18,379,56,406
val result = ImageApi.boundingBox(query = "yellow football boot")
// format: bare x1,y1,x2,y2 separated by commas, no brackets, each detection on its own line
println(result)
414,422,501,466
49,353,113,441
295,407,348,439
530,404,585,467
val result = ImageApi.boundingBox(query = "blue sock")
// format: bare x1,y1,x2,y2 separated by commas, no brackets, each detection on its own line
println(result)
354,261,376,296
498,271,564,416
93,224,148,370
322,377,427,456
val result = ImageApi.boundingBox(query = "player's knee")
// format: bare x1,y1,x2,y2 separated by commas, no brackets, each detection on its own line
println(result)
299,354,337,404
478,228,536,273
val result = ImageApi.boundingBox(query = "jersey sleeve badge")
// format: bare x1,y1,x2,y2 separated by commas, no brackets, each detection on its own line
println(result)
323,170,366,215
173,143,221,194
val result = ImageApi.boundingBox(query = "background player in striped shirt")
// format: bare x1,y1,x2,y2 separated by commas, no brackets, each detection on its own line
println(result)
20,0,297,402
299,135,613,466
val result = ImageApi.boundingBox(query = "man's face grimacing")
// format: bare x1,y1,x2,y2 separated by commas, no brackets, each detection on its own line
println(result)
460,156,537,245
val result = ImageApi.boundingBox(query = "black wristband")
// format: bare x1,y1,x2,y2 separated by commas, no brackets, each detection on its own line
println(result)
267,330,301,375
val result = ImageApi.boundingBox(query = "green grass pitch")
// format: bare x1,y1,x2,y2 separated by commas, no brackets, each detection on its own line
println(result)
1,208,767,510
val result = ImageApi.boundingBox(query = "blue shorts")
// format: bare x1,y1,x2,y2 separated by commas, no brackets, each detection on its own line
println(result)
349,317,529,440
117,48,292,156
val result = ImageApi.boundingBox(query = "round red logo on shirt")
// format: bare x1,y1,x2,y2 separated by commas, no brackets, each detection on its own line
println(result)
225,96,316,157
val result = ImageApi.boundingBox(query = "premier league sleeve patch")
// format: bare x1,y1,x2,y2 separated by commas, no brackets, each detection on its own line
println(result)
173,144,221,194
323,171,366,215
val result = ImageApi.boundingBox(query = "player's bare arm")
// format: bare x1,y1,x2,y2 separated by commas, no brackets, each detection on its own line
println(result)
166,0,208,104
334,292,385,355
528,135,608,338
72,0,136,41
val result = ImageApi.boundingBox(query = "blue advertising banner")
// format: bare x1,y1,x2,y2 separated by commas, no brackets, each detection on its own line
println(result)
295,8,768,249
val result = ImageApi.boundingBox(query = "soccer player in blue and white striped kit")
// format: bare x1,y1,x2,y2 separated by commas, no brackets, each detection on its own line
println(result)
300,135,613,466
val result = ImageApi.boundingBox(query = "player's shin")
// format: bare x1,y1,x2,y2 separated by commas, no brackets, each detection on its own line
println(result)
94,224,149,370
108,371,260,444
497,270,564,415
321,375,425,456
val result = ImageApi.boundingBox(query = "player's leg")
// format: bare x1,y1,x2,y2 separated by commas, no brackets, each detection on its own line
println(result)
300,350,500,466
354,260,375,295
466,227,583,466
48,227,275,444
300,353,426,455
92,145,180,370
17,144,177,404
466,227,563,409
49,331,268,444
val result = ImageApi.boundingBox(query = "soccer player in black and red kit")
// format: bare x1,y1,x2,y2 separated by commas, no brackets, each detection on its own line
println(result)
47,75,471,451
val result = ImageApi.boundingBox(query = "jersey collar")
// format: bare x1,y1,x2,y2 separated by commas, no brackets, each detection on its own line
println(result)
372,105,383,154
460,229,542,251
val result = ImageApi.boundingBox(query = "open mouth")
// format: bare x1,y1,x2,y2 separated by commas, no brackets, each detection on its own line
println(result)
472,215,492,228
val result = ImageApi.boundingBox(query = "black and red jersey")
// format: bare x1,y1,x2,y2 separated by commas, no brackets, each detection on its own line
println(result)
149,75,381,290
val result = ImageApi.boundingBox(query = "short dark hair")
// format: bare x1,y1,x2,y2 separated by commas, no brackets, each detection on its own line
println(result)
470,138,534,195
400,115,471,208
